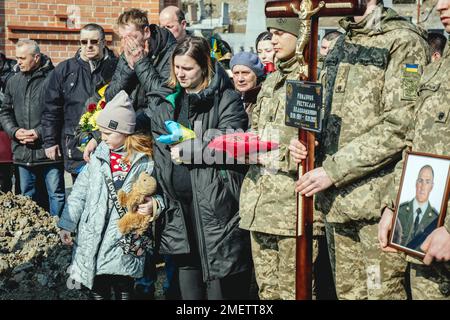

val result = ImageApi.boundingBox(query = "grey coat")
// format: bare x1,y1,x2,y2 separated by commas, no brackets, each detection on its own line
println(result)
58,142,160,289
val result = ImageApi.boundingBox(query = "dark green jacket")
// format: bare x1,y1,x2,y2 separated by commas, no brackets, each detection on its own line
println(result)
396,199,439,251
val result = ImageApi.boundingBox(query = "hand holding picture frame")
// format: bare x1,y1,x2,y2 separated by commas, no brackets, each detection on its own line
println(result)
389,151,450,259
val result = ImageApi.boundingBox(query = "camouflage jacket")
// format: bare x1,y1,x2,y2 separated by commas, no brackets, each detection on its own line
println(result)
386,44,450,235
239,57,301,236
317,5,430,223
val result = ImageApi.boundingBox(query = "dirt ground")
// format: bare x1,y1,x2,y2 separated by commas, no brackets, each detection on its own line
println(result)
1,191,334,300
0,192,166,300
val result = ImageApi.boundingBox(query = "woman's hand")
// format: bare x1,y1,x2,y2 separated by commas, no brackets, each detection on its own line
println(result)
59,230,73,246
170,145,182,164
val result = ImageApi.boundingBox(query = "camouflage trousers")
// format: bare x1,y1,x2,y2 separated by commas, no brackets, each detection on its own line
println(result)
250,231,296,300
409,262,450,300
325,220,407,300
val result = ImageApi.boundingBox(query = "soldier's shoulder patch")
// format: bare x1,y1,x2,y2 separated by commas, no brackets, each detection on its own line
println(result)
401,63,421,101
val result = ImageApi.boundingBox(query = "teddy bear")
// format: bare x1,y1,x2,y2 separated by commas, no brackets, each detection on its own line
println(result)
117,172,158,236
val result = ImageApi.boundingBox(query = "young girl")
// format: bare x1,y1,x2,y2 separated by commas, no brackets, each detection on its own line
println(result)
58,90,163,300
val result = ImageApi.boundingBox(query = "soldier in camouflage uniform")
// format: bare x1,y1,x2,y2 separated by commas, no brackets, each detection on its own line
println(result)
378,0,450,300
293,0,430,299
239,15,304,300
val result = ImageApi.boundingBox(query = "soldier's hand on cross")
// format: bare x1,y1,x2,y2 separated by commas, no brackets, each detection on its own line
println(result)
288,138,308,164
295,167,333,197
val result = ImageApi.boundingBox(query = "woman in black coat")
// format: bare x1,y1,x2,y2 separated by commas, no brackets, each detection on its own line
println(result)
147,37,252,300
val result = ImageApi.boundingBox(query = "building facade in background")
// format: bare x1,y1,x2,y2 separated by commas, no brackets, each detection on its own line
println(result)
0,1,446,63
0,0,181,64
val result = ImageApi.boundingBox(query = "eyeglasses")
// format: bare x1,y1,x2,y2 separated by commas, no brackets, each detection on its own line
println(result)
80,39,102,46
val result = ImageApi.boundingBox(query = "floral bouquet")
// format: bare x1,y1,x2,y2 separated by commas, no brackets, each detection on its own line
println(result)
76,84,108,152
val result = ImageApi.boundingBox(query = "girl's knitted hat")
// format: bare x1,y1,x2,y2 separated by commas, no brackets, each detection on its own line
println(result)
97,90,136,134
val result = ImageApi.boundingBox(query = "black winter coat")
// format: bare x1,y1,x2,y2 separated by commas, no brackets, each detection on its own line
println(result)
0,54,17,162
0,53,17,95
105,25,176,110
41,48,117,174
147,62,251,282
0,53,17,129
0,55,59,166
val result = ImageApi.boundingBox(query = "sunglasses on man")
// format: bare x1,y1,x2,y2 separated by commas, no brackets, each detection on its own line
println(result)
80,39,102,46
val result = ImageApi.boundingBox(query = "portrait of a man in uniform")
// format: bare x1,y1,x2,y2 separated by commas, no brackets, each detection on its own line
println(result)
393,165,439,252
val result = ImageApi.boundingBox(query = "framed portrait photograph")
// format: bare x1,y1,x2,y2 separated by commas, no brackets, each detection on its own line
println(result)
389,151,450,258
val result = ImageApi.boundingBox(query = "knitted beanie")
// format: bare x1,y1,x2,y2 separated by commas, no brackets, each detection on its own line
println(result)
230,52,265,78
96,90,136,134
265,17,301,37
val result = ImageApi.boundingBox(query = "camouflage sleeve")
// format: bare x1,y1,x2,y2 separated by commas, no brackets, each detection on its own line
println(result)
380,57,436,211
251,89,262,132
380,148,407,211
323,34,429,187
273,131,298,174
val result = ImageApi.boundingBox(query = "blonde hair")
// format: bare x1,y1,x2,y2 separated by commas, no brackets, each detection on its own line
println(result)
168,36,214,90
117,8,149,31
123,133,153,164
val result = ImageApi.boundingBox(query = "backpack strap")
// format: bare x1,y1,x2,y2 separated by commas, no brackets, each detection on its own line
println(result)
103,168,127,218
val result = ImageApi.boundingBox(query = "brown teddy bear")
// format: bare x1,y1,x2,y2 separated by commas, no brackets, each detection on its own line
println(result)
117,172,158,236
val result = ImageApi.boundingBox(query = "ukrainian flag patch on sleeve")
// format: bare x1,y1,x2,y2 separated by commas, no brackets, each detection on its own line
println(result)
405,64,419,73
402,63,421,101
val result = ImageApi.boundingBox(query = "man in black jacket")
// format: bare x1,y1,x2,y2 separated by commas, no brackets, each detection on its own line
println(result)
84,10,176,156
0,52,17,193
0,40,65,216
105,8,176,109
41,23,118,180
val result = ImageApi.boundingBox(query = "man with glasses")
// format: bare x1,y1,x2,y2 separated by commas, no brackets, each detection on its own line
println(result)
41,23,117,180
395,165,439,251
